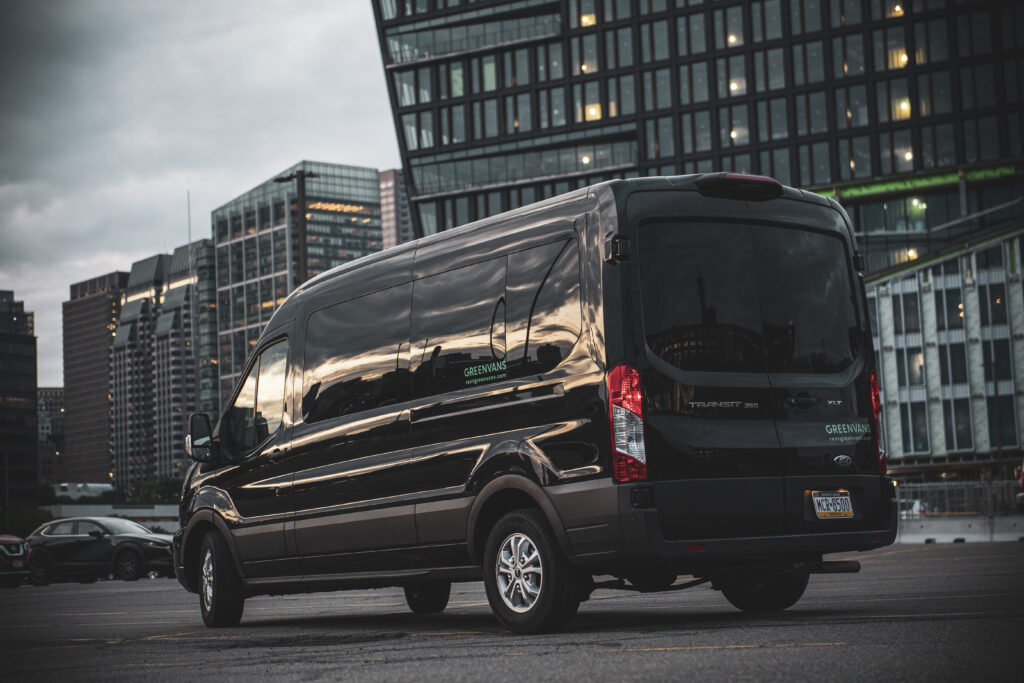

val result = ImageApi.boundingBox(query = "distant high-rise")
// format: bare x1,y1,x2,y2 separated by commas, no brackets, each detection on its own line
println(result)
63,272,128,484
37,387,65,486
111,241,214,492
0,291,38,510
212,161,382,406
380,169,415,249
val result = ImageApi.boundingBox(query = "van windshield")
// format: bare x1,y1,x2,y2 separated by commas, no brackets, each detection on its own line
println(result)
639,221,861,374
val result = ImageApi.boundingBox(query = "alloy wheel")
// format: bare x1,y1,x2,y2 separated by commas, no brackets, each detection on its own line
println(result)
201,549,214,611
495,532,543,613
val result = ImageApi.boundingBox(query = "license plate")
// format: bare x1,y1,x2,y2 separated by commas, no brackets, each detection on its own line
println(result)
812,490,853,519
12,560,23,568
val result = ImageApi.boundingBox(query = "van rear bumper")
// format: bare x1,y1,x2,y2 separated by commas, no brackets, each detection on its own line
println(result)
551,478,898,567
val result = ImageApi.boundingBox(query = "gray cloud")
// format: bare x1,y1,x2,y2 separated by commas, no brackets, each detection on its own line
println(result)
0,0,401,387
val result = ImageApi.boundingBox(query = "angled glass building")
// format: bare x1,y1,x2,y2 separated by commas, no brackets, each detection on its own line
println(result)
211,161,382,406
372,0,1024,480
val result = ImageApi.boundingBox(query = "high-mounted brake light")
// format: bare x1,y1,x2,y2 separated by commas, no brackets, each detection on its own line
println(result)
608,365,648,482
870,370,886,474
694,172,784,201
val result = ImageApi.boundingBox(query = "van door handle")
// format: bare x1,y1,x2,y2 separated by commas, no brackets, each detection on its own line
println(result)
785,396,818,408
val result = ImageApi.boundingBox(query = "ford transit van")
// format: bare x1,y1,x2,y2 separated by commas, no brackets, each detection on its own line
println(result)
175,174,897,633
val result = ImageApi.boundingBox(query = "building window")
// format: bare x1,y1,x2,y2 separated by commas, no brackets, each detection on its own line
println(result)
751,1,783,41
798,142,830,186
879,129,915,175
678,62,710,104
791,0,822,35
838,135,872,180
957,11,993,58
573,81,603,122
639,20,670,62
720,153,752,174
987,396,1018,449
914,18,949,64
571,33,599,75
643,68,673,110
963,116,1000,163
504,48,532,87
606,0,631,20
719,104,750,147
835,84,869,129
943,399,973,452
893,289,921,334
795,91,828,135
758,147,791,185
680,110,713,153
937,343,968,384
960,64,997,111
538,86,568,127
832,33,866,78
831,0,863,27
874,26,910,71
982,339,1012,382
917,71,953,116
792,40,825,85
877,77,912,123
934,288,965,332
607,75,636,117
569,0,600,28
605,27,634,69
676,12,707,56
752,48,785,92
895,346,924,387
900,401,929,454
536,42,564,82
645,116,676,158
919,123,956,169
978,282,1008,327
712,5,744,49
716,55,747,98
505,93,533,133
756,97,788,142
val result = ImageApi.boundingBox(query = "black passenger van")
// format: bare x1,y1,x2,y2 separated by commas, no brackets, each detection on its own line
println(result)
176,174,897,633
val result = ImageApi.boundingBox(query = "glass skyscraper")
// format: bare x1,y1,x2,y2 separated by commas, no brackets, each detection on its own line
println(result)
211,161,382,406
372,0,1024,479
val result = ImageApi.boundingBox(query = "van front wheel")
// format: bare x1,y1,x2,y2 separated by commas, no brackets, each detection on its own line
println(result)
718,571,809,613
198,531,245,627
483,509,580,634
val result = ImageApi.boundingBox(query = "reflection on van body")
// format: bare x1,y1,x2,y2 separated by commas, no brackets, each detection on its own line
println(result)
174,174,897,633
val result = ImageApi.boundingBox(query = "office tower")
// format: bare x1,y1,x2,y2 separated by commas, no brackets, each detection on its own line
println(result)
37,387,65,487
212,161,382,405
381,168,416,249
0,291,38,509
63,272,128,484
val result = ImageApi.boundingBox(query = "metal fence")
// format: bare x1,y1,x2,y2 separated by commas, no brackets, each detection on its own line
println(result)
895,481,1020,518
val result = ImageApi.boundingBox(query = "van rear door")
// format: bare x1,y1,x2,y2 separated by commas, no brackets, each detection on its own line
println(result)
629,190,877,540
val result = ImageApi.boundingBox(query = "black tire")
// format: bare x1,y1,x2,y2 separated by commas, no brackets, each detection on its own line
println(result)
114,550,142,581
719,571,810,613
30,553,51,586
404,581,452,614
482,509,580,634
198,531,245,627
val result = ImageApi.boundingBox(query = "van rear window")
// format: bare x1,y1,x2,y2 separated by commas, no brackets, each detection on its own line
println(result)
639,222,860,374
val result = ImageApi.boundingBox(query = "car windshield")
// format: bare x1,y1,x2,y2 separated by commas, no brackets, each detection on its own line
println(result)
101,519,154,535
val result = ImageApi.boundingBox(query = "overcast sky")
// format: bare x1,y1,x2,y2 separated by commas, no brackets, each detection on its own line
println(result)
0,0,401,387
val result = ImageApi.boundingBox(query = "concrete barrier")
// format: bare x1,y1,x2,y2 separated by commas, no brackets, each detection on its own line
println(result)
896,514,1024,543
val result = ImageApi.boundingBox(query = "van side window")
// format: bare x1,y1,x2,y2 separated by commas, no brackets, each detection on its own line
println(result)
506,239,582,378
302,284,412,423
226,339,289,453
411,257,507,398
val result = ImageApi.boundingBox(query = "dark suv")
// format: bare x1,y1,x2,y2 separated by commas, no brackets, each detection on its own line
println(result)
176,175,897,633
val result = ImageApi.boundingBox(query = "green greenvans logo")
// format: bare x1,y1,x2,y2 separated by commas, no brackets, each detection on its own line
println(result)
463,360,508,386
824,423,871,443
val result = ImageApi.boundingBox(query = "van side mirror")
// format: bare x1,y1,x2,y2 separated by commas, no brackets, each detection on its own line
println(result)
186,413,219,463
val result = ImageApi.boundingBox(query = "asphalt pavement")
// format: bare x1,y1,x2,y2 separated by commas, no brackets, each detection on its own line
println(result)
1,542,1021,682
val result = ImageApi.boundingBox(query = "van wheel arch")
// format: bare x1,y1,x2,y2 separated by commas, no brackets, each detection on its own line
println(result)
182,512,242,593
468,475,572,565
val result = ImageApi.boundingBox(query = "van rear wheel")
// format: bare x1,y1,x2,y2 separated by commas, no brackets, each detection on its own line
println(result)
718,571,809,613
404,581,451,614
483,509,580,634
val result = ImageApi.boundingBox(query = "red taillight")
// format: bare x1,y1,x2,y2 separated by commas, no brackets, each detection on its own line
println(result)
608,364,648,482
870,370,886,474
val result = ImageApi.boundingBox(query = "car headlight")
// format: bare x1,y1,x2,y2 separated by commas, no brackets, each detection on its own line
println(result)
143,540,170,549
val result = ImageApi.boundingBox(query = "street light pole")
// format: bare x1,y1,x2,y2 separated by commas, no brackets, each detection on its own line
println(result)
274,169,320,286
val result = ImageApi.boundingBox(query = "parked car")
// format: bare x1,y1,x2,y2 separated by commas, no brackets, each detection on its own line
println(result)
175,174,897,633
27,517,173,584
0,534,30,588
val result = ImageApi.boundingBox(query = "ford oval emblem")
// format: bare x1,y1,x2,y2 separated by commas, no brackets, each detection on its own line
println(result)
833,454,853,468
